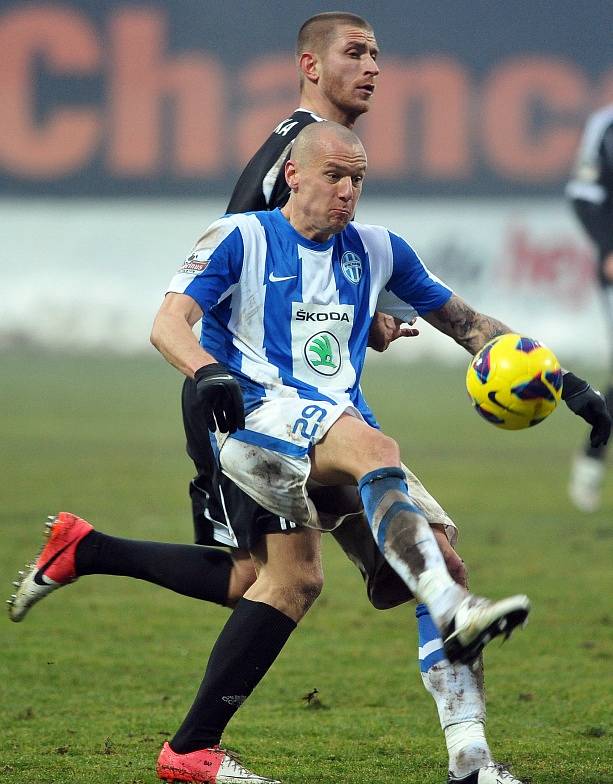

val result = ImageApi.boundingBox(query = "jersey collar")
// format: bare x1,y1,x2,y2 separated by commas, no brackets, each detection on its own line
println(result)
272,208,337,251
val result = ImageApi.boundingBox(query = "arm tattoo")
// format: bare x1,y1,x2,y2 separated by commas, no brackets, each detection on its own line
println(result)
425,295,512,355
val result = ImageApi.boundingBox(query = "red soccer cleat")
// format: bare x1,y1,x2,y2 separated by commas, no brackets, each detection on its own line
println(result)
7,512,93,622
156,742,281,783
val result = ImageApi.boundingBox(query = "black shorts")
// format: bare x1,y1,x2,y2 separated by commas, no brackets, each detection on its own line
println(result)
182,377,415,609
182,378,295,550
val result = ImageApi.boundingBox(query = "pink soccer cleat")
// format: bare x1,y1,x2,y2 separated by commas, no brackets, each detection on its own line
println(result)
7,512,93,622
156,742,281,783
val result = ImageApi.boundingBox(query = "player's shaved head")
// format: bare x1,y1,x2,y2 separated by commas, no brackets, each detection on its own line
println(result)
291,121,365,166
296,11,373,57
282,121,367,240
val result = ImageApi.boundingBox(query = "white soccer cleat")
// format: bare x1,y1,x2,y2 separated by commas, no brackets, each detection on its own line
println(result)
443,594,530,665
448,762,527,783
156,742,281,783
568,454,605,513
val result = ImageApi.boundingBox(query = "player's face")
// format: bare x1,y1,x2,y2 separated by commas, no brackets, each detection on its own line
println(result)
318,26,379,124
291,137,367,241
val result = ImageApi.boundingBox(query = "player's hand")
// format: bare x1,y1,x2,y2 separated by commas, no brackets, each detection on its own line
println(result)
194,362,245,434
562,371,611,448
368,312,419,353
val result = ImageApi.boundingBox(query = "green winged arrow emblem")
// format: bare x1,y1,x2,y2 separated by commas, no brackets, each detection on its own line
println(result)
308,334,337,368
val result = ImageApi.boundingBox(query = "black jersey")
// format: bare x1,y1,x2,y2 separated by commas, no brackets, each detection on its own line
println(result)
566,105,613,261
226,109,322,213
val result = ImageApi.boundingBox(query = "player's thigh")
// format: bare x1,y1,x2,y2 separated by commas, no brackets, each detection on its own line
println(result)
310,412,401,484
251,527,322,579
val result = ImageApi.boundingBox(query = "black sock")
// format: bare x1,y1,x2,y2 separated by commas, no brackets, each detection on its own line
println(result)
170,598,297,753
585,384,613,459
75,531,233,606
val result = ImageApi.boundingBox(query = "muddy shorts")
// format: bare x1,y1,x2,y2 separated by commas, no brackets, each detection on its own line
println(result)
183,379,457,608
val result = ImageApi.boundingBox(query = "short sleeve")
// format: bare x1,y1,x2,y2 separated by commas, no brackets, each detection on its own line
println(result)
384,232,452,315
167,218,245,315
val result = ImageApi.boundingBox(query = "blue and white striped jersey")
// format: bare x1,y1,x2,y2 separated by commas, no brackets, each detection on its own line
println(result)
168,208,452,422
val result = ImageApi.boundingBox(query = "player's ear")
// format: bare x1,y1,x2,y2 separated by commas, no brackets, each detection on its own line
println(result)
285,159,299,191
299,52,320,85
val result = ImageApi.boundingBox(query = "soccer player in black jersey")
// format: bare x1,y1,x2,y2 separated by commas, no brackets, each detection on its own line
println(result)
566,104,613,512
12,12,609,784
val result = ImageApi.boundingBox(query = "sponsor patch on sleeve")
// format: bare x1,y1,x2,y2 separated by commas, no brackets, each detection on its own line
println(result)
178,250,210,275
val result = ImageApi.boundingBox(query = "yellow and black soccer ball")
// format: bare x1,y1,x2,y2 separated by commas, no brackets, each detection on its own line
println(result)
466,333,562,430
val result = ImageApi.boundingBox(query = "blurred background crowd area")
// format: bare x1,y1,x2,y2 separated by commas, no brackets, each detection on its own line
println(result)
1,0,611,360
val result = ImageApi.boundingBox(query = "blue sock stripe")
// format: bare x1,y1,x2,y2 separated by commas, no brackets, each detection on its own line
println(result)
376,500,424,550
358,466,406,493
420,646,447,673
416,603,445,673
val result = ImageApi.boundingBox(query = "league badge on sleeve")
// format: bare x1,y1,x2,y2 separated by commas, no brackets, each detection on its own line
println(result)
178,250,210,276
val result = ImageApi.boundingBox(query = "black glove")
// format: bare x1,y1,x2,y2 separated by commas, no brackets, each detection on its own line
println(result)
194,363,245,434
562,371,612,448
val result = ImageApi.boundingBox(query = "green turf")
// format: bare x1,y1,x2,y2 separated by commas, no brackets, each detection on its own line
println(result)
1,351,611,783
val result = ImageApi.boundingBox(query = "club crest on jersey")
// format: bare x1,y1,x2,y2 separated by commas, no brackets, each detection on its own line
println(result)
178,251,209,275
340,251,362,284
304,331,341,377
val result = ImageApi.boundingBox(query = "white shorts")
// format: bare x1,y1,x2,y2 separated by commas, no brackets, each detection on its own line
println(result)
216,396,457,547
216,396,361,527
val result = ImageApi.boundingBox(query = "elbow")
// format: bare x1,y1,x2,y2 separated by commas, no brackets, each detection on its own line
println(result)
150,315,163,352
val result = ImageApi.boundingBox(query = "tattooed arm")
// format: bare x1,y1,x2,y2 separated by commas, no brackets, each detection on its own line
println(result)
422,294,513,355
424,294,611,446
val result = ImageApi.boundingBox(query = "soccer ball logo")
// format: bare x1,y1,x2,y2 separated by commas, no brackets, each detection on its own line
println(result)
466,333,563,430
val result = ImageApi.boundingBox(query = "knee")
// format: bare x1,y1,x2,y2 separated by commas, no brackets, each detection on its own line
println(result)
366,432,401,468
226,559,257,608
292,567,325,616
444,549,468,588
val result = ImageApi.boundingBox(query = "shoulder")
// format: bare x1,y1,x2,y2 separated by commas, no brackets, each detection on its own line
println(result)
193,212,266,254
348,221,420,260
257,109,321,150
581,105,613,142
274,109,323,137
346,220,392,247
589,104,613,127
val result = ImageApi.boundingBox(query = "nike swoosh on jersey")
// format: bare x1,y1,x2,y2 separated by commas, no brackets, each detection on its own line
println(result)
269,272,298,283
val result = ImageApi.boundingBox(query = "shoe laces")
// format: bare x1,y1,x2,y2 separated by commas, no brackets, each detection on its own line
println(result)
222,747,252,775
486,762,524,782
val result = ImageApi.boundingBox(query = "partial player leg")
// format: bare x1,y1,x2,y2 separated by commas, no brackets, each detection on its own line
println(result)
569,379,612,512
7,512,248,622
417,530,527,783
158,528,322,783
569,283,613,512
310,414,530,664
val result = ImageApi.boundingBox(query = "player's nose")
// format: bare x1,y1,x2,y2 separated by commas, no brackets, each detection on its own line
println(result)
337,177,353,200
365,56,379,77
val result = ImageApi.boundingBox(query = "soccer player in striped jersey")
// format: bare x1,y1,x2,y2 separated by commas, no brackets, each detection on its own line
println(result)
149,120,607,784
566,104,613,512
9,15,609,784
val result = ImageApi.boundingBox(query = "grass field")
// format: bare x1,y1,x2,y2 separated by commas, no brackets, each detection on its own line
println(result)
1,351,611,784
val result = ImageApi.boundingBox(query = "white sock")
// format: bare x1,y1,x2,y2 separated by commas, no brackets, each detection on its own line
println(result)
445,720,491,777
416,605,490,777
414,565,466,630
359,469,466,629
